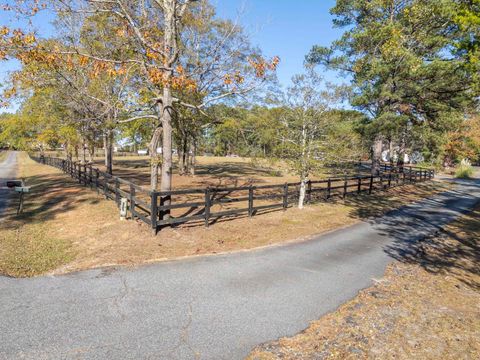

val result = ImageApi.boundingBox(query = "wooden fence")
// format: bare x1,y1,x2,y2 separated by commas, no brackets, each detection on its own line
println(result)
31,155,434,234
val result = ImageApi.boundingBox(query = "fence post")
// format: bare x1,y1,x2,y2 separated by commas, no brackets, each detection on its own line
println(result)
343,177,348,198
248,185,254,217
327,178,331,199
369,175,374,194
204,187,211,227
115,177,120,206
130,184,136,219
307,180,312,203
388,173,392,188
357,177,361,194
83,164,87,185
283,183,288,209
78,163,82,184
151,192,158,234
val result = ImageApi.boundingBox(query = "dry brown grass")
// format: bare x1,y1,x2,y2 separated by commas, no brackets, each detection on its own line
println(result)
0,153,449,277
37,151,359,190
248,203,480,360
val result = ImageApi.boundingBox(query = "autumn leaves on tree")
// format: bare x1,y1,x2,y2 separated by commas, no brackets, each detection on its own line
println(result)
0,0,279,196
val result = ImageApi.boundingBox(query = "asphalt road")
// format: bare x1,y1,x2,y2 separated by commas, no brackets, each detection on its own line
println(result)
0,151,18,218
0,174,479,359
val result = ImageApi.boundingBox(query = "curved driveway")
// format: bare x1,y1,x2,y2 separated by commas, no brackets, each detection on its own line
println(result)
0,151,18,217
0,174,479,359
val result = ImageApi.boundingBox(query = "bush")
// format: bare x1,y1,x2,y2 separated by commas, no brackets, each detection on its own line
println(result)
455,159,474,179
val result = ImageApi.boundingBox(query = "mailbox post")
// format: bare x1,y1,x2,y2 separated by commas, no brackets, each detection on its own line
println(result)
5,179,29,215
14,185,30,215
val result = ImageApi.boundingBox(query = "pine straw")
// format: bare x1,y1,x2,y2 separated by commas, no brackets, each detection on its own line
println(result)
248,203,480,360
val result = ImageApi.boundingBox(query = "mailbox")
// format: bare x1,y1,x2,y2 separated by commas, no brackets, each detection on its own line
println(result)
6,180,23,188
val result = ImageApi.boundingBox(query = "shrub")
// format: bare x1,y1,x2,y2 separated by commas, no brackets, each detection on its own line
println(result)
455,159,474,179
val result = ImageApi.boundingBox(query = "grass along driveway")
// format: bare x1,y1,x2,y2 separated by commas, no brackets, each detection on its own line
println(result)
1,152,451,277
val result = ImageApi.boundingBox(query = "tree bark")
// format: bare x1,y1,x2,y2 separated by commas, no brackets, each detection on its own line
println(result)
160,86,173,196
88,140,94,164
183,138,189,175
397,132,406,168
104,130,113,174
178,139,185,175
298,177,306,209
372,137,383,175
149,122,163,191
388,139,395,164
189,139,196,175
81,136,87,165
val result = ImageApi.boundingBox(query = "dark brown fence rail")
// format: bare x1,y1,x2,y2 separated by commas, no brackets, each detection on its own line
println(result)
31,155,434,234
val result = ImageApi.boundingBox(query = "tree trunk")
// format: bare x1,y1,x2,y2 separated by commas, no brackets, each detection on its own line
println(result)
103,130,113,174
372,137,383,175
389,139,395,164
189,139,196,176
149,123,163,191
183,138,189,175
81,137,87,165
397,132,406,168
298,177,307,209
160,87,173,195
157,0,175,199
64,141,70,160
88,141,94,164
178,139,185,175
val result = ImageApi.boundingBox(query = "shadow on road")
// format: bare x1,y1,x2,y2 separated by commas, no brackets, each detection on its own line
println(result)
362,179,480,291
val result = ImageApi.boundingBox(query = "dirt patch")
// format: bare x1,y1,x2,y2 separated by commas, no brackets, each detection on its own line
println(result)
248,203,480,360
1,153,450,276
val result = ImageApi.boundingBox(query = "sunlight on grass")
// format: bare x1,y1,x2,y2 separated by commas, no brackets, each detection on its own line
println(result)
0,223,75,277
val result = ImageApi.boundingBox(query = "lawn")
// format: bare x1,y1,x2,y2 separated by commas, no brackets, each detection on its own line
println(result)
0,152,450,277
36,150,368,190
248,202,480,360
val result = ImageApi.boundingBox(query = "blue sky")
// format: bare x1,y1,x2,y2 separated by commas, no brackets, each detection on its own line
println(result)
1,0,344,113
214,0,342,85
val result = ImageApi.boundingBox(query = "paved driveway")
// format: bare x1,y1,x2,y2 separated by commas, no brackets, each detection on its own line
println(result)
0,176,479,360
0,151,18,217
